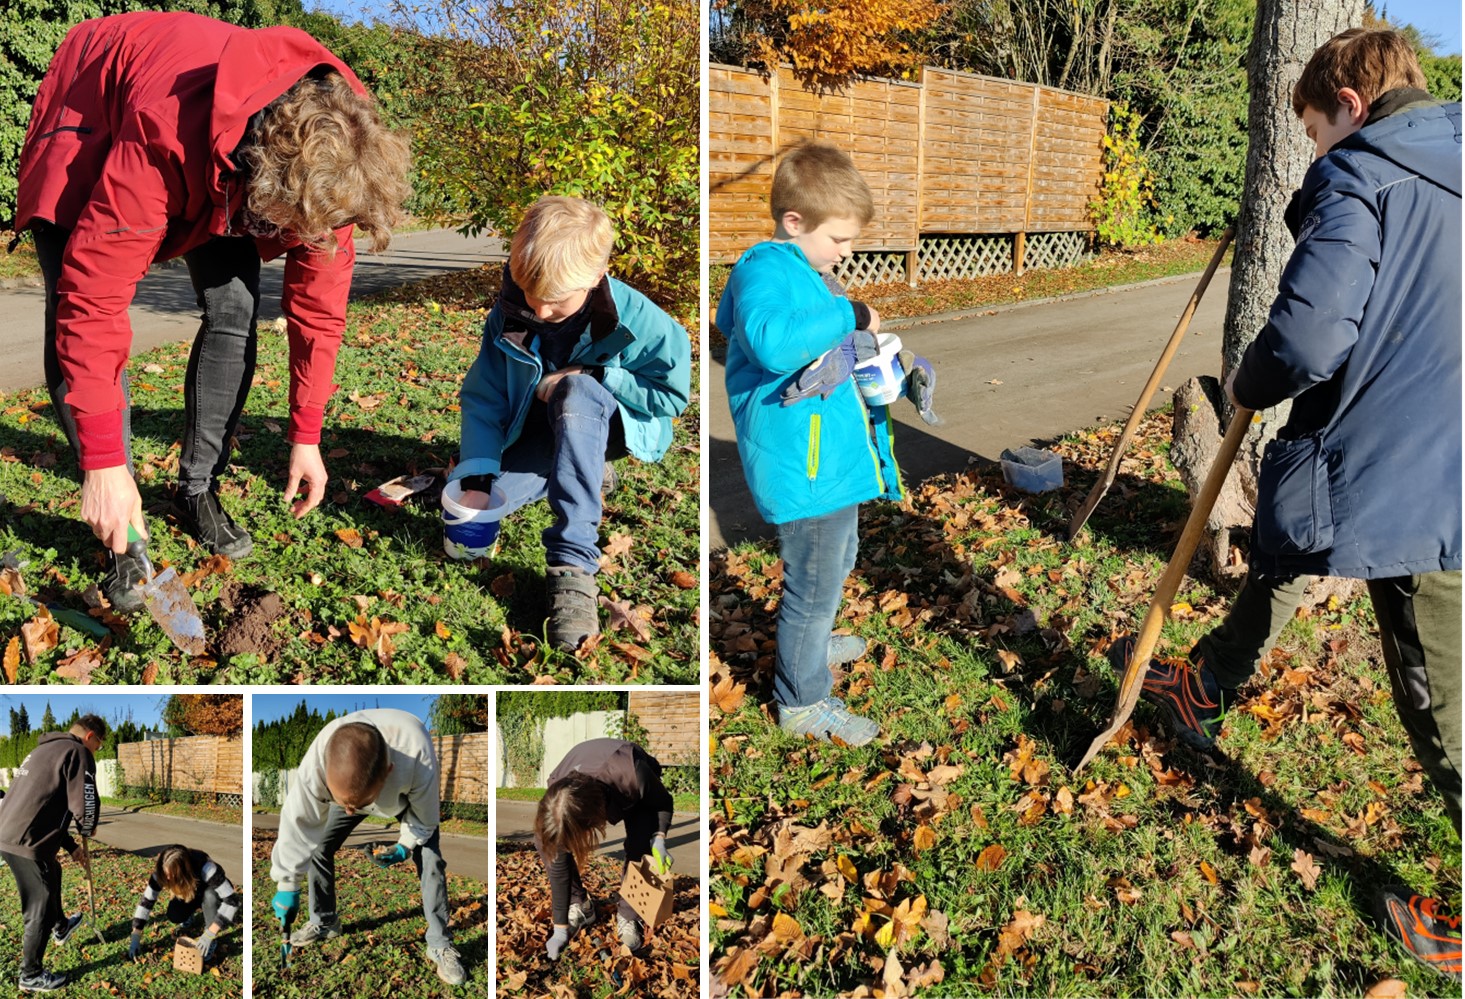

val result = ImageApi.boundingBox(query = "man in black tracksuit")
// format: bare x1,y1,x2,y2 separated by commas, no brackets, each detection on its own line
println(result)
0,716,106,994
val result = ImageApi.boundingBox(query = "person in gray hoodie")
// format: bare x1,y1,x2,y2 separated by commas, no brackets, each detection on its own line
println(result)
268,708,464,986
0,715,105,994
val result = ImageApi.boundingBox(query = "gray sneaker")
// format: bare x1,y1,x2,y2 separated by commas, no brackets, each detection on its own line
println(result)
51,913,84,946
615,913,643,950
288,919,341,946
428,945,467,986
18,970,66,993
568,899,598,931
778,696,880,746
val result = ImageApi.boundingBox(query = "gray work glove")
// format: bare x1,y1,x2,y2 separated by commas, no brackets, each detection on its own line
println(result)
546,925,571,960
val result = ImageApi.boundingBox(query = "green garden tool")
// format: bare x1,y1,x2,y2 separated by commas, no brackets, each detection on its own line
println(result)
124,526,206,655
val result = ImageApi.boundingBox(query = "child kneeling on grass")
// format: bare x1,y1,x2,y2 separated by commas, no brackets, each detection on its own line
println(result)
716,141,905,747
450,196,692,652
127,845,239,965
534,739,673,958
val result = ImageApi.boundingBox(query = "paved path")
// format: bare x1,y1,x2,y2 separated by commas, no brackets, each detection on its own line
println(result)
709,270,1233,548
496,799,701,881
0,227,505,394
252,811,488,883
92,804,244,891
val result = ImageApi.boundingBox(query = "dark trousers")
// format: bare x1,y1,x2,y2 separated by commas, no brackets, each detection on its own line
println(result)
535,808,657,924
306,806,451,950
35,224,262,495
2,852,62,977
1196,570,1462,835
166,888,221,929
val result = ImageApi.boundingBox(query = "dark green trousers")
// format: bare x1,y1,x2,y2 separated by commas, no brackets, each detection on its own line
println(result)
1195,571,1461,836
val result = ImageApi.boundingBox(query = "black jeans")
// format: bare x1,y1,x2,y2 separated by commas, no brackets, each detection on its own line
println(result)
35,224,261,496
166,888,221,929
535,807,657,924
2,851,63,978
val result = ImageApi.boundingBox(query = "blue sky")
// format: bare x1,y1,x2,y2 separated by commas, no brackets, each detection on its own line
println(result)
0,694,167,735
252,694,438,726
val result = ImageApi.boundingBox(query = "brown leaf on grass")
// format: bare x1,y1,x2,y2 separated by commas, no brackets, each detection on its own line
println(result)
335,527,365,549
444,652,468,680
719,946,758,987
346,614,409,666
1291,849,1322,890
602,532,634,559
55,644,103,684
995,648,1023,672
770,912,803,944
21,607,59,662
913,824,937,851
490,573,516,598
1109,877,1142,905
1363,979,1408,999
1053,786,1075,815
600,596,653,642
3,637,19,683
976,844,1007,871
613,641,654,664
0,566,25,596
434,620,452,639
140,662,158,685
669,570,697,589
1199,861,1219,886
907,960,945,990
881,949,906,997
178,554,232,589
710,675,747,714
981,910,1045,986
1248,844,1272,867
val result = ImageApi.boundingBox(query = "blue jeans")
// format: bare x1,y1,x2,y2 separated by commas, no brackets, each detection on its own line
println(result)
495,373,625,576
773,504,860,710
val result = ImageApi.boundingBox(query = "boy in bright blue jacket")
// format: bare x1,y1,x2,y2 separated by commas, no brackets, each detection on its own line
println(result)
717,141,902,746
1117,29,1461,981
452,197,691,652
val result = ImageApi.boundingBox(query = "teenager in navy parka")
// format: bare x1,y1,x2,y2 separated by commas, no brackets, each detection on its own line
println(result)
1118,29,1462,982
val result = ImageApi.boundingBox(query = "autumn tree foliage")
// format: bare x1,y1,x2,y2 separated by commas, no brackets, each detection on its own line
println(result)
715,0,945,90
164,694,243,736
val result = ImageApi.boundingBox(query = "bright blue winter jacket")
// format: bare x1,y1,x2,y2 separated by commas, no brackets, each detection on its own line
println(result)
718,240,902,524
1234,99,1461,579
452,274,691,481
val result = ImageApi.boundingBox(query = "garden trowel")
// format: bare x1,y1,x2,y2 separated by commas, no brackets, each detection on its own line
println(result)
124,526,206,655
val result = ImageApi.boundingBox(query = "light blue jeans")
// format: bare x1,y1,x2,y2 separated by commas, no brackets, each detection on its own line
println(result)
773,504,860,710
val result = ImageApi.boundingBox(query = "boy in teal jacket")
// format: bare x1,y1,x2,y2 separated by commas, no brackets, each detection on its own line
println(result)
717,141,903,745
453,197,691,651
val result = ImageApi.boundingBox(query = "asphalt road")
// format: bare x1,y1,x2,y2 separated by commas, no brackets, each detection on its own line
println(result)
252,810,489,883
709,269,1233,548
92,804,244,891
0,227,506,394
496,799,701,881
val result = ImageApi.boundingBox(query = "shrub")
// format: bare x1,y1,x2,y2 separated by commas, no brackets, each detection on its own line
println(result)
1090,104,1163,250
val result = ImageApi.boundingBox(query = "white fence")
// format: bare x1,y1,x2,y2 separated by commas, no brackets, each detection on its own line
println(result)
495,711,619,788
0,759,119,799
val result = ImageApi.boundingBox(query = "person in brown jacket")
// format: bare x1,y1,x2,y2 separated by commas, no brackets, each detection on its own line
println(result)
534,738,674,957
0,715,106,994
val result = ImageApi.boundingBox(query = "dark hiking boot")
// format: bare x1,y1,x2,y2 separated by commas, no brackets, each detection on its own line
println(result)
103,550,149,615
1110,636,1231,750
1376,887,1463,983
51,913,83,945
546,565,599,651
19,970,66,992
178,488,253,559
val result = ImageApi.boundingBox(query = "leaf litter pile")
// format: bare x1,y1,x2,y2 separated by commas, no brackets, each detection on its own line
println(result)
0,843,241,996
0,264,699,684
709,410,1460,997
251,829,488,998
497,843,700,997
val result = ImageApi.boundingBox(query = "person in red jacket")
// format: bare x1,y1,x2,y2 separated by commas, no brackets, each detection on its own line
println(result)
12,10,411,612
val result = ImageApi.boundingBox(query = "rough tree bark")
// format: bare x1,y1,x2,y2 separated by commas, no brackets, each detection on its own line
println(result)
1173,0,1363,583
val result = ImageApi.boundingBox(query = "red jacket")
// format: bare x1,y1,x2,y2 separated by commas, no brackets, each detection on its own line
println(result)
16,11,364,468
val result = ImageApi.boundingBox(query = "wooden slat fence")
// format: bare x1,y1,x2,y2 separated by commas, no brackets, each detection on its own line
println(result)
710,63,1108,285
118,736,242,797
433,731,489,805
627,691,699,766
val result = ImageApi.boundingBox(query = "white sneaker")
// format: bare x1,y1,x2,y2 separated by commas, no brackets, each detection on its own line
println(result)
428,945,466,986
568,899,598,931
615,913,643,950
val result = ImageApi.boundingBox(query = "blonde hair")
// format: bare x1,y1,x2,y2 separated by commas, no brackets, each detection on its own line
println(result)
1293,28,1428,121
240,72,413,254
156,846,197,903
508,197,615,302
534,774,608,870
770,140,874,229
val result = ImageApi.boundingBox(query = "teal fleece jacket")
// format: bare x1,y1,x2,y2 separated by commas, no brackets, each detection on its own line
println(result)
718,240,902,524
452,275,691,481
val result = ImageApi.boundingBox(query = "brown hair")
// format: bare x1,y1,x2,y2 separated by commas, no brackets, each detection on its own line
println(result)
1293,28,1428,121
770,140,874,229
534,773,608,869
156,846,197,903
239,72,413,254
71,715,106,741
509,197,616,302
324,722,390,806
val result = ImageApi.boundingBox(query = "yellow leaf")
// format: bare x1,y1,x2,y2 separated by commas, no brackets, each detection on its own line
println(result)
771,912,803,943
874,919,895,950
2,637,18,683
913,824,937,851
836,854,858,883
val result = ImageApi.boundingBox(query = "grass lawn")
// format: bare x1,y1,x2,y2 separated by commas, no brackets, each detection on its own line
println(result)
251,828,488,997
0,843,242,994
0,232,41,283
497,786,700,814
252,808,489,840
708,409,1460,997
104,796,242,827
496,842,699,997
0,265,699,684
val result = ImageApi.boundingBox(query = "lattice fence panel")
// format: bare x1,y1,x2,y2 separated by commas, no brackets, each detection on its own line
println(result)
918,235,1012,282
833,251,908,288
218,792,242,809
1026,231,1092,270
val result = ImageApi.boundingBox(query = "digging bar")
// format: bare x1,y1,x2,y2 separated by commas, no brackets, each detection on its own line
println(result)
125,526,207,655
1067,228,1235,541
1074,406,1256,774
81,837,106,944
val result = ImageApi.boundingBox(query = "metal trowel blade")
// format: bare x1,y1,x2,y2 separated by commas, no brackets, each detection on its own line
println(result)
140,567,206,655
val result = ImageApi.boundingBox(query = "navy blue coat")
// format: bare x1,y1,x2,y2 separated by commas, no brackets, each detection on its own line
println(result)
1234,101,1461,580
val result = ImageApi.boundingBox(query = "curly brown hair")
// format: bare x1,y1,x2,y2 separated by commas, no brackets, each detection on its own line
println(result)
239,72,412,254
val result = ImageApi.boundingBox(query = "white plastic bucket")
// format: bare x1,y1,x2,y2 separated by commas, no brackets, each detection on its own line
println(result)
853,333,906,405
441,479,508,560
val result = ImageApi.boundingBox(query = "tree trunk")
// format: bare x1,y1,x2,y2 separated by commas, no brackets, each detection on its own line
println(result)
1179,0,1363,575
